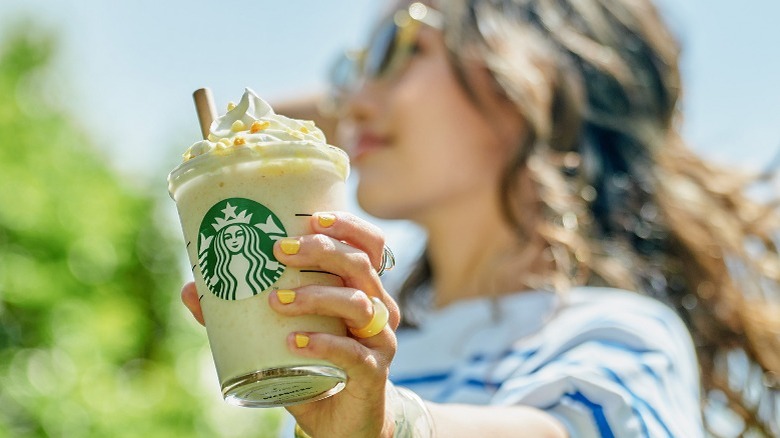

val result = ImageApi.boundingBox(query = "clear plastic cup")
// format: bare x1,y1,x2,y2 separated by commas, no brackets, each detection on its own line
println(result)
168,142,349,407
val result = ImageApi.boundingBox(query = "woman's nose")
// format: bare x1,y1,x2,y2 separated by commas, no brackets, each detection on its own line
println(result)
343,79,381,124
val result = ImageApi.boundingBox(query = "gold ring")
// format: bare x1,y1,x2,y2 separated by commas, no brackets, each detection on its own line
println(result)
349,297,390,339
294,423,312,438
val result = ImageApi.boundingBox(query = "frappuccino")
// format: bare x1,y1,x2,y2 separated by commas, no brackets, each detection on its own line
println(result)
168,88,349,407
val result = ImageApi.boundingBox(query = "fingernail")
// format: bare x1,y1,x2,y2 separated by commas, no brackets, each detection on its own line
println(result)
277,289,296,304
317,213,336,228
295,334,310,348
280,238,300,255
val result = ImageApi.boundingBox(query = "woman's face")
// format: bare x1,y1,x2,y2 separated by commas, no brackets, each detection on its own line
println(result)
342,3,525,223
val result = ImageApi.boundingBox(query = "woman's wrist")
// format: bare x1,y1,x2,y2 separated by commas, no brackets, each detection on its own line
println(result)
293,382,435,438
386,381,436,438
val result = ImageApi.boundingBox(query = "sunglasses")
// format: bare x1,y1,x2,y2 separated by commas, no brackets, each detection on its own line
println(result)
325,2,443,113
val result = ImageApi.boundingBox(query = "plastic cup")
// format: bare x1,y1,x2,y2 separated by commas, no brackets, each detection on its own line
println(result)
168,141,349,407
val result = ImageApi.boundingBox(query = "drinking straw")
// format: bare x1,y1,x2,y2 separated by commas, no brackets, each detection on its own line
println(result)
193,88,217,140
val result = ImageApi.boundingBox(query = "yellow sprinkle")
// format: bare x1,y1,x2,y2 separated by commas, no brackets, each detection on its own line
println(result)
250,120,270,133
300,126,309,134
231,120,246,132
227,102,236,111
233,137,246,146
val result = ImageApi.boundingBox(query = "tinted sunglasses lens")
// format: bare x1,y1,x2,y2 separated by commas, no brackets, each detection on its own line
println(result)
329,52,358,92
364,20,399,78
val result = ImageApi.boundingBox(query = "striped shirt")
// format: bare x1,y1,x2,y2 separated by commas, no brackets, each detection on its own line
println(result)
390,287,704,437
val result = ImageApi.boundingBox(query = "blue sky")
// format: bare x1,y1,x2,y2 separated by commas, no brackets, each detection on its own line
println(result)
1,0,778,180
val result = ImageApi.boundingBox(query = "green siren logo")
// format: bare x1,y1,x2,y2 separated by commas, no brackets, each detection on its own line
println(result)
198,198,286,300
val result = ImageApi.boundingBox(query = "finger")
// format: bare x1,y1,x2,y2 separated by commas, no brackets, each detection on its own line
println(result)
276,234,376,291
310,212,386,271
270,286,393,339
284,331,394,427
274,236,401,329
181,282,205,326
287,331,397,379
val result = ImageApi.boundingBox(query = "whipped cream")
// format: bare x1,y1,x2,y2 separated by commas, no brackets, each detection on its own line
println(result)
183,88,328,161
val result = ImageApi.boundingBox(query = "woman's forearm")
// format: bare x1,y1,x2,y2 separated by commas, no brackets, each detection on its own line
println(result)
424,402,569,438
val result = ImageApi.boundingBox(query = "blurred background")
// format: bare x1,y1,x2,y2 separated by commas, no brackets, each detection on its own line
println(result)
0,1,778,437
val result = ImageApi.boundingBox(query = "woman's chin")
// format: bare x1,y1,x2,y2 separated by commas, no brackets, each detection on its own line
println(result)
356,189,409,221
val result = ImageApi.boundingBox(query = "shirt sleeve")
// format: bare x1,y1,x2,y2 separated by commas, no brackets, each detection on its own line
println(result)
491,291,704,438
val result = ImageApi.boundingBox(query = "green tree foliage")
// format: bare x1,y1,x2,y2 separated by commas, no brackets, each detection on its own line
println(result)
0,24,282,437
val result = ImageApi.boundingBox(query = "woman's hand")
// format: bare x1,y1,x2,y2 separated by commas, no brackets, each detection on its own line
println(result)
181,211,401,438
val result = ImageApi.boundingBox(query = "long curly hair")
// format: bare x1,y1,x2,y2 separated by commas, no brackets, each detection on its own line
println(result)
397,0,780,434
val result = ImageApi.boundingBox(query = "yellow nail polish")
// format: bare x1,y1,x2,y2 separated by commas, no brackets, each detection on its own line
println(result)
277,289,296,304
318,213,336,228
280,238,300,255
295,334,309,348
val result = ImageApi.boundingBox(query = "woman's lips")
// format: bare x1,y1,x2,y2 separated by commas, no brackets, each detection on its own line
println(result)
352,132,387,162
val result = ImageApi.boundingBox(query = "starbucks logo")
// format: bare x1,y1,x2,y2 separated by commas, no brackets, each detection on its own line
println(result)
198,198,286,300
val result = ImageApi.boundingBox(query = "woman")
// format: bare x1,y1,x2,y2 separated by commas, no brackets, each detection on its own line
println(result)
183,0,780,436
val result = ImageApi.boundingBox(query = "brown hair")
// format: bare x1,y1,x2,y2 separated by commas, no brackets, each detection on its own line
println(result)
398,0,780,434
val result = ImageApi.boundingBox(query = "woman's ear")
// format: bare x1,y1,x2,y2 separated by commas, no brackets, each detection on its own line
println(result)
457,60,530,152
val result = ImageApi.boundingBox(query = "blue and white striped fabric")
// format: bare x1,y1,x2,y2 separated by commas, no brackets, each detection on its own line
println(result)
390,287,704,437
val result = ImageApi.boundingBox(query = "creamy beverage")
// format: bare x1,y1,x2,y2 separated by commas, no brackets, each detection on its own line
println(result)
168,89,349,407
